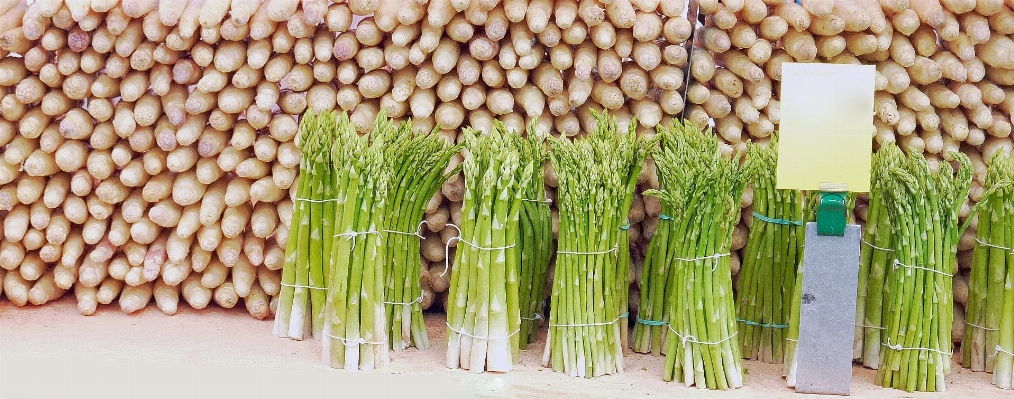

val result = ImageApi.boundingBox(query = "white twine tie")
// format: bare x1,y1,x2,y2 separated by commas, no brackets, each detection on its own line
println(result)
666,325,738,349
892,259,953,277
883,339,952,356
674,253,731,271
438,223,517,277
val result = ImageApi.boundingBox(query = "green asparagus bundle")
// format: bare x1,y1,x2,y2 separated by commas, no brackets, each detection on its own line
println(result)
854,144,906,369
275,110,338,341
876,146,971,392
542,110,647,378
736,141,803,364
632,162,678,356
963,152,1013,374
384,122,461,352
963,152,1014,389
784,191,855,386
515,122,554,350
655,121,749,389
996,252,1014,388
321,112,393,371
445,127,533,373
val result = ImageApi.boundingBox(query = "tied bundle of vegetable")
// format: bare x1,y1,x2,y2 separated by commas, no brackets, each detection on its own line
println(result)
963,152,1013,376
321,112,393,371
655,121,749,390
877,145,972,392
632,142,681,357
736,140,803,364
854,144,907,369
384,122,461,352
515,121,554,350
542,110,647,378
274,110,338,341
784,191,856,387
997,265,1014,388
445,127,533,373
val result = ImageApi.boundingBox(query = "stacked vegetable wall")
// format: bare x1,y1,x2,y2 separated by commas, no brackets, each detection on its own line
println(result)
0,0,1003,353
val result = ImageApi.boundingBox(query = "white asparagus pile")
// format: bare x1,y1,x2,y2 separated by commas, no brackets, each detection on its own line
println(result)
0,0,692,319
0,0,1002,353
686,0,1009,213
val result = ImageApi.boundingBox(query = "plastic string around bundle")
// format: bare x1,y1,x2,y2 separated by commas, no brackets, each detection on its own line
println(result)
550,312,630,328
437,223,516,277
752,211,803,226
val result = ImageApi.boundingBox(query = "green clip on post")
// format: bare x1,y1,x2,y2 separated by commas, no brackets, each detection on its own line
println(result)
816,189,846,237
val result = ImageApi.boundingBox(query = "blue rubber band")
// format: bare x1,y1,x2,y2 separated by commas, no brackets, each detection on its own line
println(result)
737,318,790,329
636,317,669,326
619,220,631,230
659,214,674,221
752,212,803,226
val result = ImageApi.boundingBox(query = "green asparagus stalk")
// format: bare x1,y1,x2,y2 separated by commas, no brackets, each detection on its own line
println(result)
383,121,461,352
445,126,533,373
963,151,1014,375
654,120,749,389
964,195,994,371
632,183,677,356
736,140,803,364
994,263,1014,388
876,145,971,392
516,121,554,350
274,110,338,341
853,144,905,369
542,110,648,378
321,111,392,371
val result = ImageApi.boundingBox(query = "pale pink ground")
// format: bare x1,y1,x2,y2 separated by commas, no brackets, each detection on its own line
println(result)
0,297,1008,399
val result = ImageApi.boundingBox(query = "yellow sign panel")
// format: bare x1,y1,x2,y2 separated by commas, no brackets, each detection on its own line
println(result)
776,63,875,193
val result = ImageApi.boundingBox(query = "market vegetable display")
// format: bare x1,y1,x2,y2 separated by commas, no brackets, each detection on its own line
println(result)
654,120,749,389
542,111,646,378
735,140,802,364
445,125,532,373
0,1,1012,392
853,144,905,369
876,144,971,392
